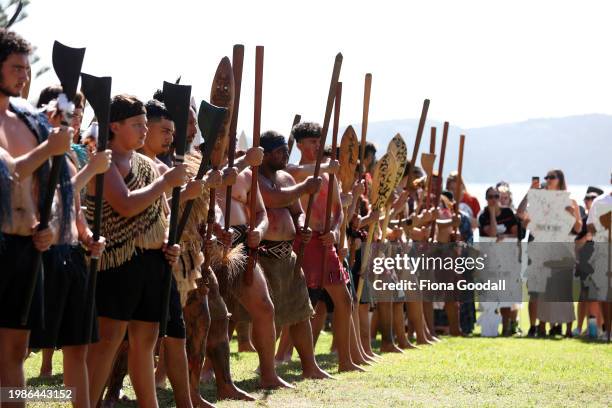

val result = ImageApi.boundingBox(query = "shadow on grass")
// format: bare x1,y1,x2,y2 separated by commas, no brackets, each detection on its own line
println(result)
26,373,63,387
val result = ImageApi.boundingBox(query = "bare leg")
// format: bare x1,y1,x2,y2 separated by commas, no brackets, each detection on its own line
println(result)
349,312,371,365
324,283,365,372
529,300,538,326
207,318,254,401
87,318,128,407
289,320,332,379
238,266,292,389
310,301,327,347
154,340,167,387
127,320,160,408
351,304,375,363
183,288,214,408
0,328,30,408
275,326,293,363
378,302,403,353
393,303,416,349
576,302,586,334
39,348,54,377
500,307,511,336
103,340,129,407
406,301,431,345
358,303,378,359
163,337,193,408
423,301,435,336
445,302,462,336
63,345,90,408
370,307,379,340
236,322,256,352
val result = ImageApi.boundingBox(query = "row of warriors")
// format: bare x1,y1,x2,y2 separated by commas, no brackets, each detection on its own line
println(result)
3,28,609,408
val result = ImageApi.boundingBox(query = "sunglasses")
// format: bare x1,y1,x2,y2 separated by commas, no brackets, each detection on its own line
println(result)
544,175,557,180
486,194,500,199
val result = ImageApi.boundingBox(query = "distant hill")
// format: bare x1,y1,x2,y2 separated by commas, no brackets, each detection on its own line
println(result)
328,114,611,186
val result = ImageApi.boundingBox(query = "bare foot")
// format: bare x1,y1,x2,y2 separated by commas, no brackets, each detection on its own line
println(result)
355,357,372,366
260,374,295,389
302,366,334,380
380,343,404,353
191,392,216,408
338,362,367,372
363,354,378,364
217,384,256,401
238,342,256,352
398,340,419,350
417,338,434,346
200,368,214,383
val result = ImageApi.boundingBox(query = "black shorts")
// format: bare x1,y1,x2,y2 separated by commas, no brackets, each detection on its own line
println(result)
97,248,167,323
30,245,99,348
164,275,186,339
0,234,43,330
308,288,334,313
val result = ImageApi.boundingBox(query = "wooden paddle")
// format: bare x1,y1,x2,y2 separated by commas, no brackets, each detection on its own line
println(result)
293,53,343,275
287,114,302,156
80,73,112,341
356,152,398,301
424,126,437,210
429,121,449,241
223,45,245,264
321,82,342,285
159,81,192,337
203,57,235,272
348,73,372,268
337,125,360,255
405,99,430,189
453,134,466,237
245,45,264,286
380,134,407,243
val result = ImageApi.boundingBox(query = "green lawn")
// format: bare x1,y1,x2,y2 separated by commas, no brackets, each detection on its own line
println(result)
23,309,611,407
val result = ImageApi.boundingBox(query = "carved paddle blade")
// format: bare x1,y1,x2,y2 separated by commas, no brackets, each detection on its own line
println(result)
52,41,85,100
80,74,111,151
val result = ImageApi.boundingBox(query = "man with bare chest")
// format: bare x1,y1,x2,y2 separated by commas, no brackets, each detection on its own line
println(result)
286,122,363,372
0,29,76,402
214,144,293,389
257,130,332,379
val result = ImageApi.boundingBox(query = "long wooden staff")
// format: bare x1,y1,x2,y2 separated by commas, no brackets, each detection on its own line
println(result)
356,153,398,301
80,73,112,341
348,73,372,268
223,45,245,262
429,121,449,241
159,81,192,337
21,41,85,325
245,46,265,286
287,114,302,156
380,134,407,244
425,126,436,210
202,58,234,273
337,126,359,262
405,99,430,188
293,53,343,275
398,98,430,235
453,134,466,237
321,82,342,285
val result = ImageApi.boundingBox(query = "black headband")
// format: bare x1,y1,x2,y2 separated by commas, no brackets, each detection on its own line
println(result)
261,137,287,153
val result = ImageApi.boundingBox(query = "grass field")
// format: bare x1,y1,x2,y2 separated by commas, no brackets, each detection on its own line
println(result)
23,316,611,408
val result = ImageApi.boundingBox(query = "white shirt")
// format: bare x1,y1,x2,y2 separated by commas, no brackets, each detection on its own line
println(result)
586,192,612,228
